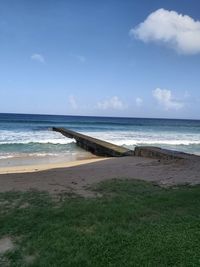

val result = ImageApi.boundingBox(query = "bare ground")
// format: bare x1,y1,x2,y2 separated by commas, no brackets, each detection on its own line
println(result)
0,156,200,197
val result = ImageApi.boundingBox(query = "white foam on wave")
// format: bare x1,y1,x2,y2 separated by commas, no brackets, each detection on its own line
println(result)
0,152,69,160
0,154,15,159
1,129,200,147
0,139,75,145
83,131,200,147
0,129,75,145
114,139,200,146
28,153,60,157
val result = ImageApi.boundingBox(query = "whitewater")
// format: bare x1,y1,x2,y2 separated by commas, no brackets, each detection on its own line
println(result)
0,113,200,165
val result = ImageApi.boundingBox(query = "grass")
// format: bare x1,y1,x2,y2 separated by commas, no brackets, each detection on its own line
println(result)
0,179,200,266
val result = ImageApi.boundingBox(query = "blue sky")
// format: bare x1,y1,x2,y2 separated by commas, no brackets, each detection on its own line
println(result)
0,0,200,119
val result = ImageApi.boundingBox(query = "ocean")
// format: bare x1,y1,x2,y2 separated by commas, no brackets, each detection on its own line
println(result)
0,113,200,167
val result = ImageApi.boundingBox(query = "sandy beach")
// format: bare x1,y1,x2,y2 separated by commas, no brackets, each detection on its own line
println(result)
0,155,200,197
0,157,108,175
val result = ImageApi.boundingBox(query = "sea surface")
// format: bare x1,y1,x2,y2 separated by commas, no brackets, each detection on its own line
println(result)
0,113,200,167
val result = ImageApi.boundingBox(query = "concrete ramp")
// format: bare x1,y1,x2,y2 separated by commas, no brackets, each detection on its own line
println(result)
134,146,193,160
52,127,197,160
52,127,135,157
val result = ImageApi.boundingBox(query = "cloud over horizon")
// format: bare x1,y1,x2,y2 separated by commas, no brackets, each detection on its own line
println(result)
153,88,184,110
97,96,126,110
135,97,143,107
130,8,200,55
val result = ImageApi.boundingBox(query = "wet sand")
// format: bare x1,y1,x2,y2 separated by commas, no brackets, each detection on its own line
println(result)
0,156,200,197
0,157,108,174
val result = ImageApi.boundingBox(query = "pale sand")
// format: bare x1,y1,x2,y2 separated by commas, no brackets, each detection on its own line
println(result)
0,157,108,175
0,156,200,196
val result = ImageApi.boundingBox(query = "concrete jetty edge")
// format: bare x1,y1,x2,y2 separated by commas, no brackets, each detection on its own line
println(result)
52,127,198,160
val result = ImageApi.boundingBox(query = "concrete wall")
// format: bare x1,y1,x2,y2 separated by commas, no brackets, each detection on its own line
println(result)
134,146,188,160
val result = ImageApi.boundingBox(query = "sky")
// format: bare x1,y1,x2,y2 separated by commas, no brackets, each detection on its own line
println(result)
0,0,200,119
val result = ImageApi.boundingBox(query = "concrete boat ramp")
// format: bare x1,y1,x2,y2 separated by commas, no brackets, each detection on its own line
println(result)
52,127,134,157
52,127,197,160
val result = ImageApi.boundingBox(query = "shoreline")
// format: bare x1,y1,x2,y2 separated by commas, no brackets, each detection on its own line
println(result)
0,157,109,174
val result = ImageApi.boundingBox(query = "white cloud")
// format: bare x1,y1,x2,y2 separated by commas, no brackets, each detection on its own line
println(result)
130,8,200,54
70,53,86,63
68,95,78,109
97,96,125,110
152,88,184,110
135,97,143,107
31,53,45,63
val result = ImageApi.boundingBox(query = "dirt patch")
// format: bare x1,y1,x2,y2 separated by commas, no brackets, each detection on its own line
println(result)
0,237,14,254
0,156,200,197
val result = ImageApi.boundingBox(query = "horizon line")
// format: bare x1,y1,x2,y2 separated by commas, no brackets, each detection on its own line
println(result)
0,112,199,121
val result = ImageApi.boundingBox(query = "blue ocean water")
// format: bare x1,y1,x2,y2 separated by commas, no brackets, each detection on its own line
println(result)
0,113,200,165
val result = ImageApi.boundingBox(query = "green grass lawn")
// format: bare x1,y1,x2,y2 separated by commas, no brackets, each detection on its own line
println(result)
0,179,200,266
